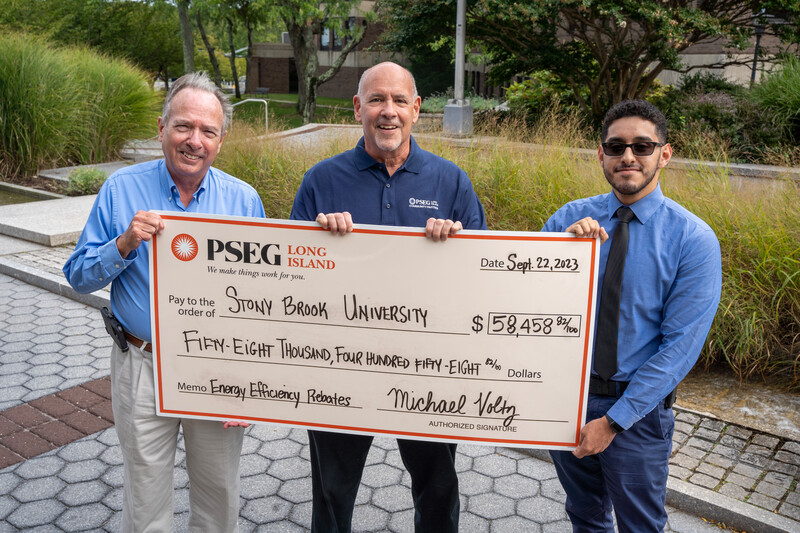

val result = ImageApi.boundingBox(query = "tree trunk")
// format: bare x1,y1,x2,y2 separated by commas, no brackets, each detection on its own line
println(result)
177,0,194,74
284,19,314,118
196,12,223,87
285,16,367,125
301,76,317,124
226,16,241,99
245,15,254,94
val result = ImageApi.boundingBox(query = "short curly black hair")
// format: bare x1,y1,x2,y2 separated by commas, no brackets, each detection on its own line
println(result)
601,100,667,143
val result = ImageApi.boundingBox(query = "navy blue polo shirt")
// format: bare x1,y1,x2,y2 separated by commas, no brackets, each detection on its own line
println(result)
290,136,487,230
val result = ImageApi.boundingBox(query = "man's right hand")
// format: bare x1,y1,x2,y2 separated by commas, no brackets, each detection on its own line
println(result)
116,211,165,259
316,212,353,235
565,217,608,243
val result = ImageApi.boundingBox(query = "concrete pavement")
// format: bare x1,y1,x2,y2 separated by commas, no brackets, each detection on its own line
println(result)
1,159,799,531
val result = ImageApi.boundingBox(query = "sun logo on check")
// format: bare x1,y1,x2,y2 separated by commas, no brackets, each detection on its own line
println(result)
171,234,198,261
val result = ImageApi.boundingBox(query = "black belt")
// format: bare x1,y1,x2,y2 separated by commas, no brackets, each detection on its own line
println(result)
124,332,152,352
589,375,677,408
589,375,628,397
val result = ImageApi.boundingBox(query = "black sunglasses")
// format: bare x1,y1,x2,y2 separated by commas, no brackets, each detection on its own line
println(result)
601,141,664,157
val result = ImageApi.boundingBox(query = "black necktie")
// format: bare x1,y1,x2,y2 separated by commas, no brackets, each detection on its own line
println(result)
594,206,635,381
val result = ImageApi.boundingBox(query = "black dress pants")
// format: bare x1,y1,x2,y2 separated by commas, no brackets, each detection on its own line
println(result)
308,430,459,532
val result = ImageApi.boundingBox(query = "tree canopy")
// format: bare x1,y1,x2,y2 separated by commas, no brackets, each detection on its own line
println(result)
0,0,184,84
379,0,799,119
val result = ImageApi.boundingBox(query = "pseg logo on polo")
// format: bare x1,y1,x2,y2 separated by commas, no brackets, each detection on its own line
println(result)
408,197,439,209
171,234,199,261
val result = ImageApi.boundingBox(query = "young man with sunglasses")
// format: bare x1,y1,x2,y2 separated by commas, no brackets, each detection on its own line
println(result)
543,100,722,532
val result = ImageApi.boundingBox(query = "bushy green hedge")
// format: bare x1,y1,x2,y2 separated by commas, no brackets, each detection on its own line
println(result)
0,33,158,178
217,120,800,389
752,56,800,146
504,60,800,166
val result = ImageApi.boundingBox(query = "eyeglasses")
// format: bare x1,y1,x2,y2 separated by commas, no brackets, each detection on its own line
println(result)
601,141,664,157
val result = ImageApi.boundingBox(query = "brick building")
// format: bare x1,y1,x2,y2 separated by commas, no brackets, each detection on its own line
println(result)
246,1,394,98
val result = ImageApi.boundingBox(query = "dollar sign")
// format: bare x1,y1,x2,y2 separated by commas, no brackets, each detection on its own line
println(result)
472,315,484,333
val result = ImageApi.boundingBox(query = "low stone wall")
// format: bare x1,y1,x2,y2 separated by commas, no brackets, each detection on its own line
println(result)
416,113,443,132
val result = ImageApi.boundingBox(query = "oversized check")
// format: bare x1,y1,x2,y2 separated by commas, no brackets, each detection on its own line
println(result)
150,212,600,450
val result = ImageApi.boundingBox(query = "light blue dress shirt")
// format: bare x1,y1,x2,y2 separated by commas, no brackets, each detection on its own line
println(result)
63,159,265,342
542,184,721,429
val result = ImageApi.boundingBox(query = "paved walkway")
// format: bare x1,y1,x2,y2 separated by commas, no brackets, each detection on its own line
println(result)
1,158,799,531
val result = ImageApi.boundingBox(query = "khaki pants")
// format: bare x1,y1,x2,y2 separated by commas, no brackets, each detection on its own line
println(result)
111,343,243,532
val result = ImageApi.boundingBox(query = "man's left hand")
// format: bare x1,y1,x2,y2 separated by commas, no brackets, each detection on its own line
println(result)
425,218,462,242
223,421,250,429
573,416,616,458
316,212,353,235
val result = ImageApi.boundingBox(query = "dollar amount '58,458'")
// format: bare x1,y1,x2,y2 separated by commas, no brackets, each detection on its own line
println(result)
471,313,582,338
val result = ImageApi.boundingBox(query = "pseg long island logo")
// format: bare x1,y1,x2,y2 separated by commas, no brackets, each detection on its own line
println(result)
171,233,199,261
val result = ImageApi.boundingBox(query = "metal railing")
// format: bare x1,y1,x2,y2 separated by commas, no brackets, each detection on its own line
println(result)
232,99,268,133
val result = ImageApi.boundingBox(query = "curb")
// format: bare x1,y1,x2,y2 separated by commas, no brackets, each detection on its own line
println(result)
0,255,108,309
667,478,799,533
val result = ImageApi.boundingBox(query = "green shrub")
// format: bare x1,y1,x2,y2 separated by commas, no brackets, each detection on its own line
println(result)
676,71,742,95
0,32,158,179
655,71,785,163
504,71,581,115
65,167,107,196
752,55,800,142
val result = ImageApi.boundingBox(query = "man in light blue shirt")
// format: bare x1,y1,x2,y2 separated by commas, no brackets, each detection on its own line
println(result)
544,100,722,532
64,72,264,532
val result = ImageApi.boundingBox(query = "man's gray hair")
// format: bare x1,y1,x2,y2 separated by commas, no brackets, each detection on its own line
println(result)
162,72,233,133
357,63,419,101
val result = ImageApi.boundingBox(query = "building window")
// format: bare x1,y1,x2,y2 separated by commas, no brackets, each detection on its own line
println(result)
320,17,357,51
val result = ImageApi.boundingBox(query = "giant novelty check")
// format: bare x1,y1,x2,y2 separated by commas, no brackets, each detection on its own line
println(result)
150,212,600,450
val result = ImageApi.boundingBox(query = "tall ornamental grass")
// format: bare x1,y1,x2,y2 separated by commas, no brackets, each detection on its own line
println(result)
217,116,800,389
0,34,80,177
0,33,158,179
752,55,800,138
64,48,159,164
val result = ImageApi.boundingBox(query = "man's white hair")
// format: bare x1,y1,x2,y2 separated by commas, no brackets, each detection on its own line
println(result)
162,72,233,133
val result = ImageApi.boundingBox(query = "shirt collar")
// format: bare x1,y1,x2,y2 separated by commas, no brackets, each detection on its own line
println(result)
353,135,422,174
607,183,664,224
159,159,210,202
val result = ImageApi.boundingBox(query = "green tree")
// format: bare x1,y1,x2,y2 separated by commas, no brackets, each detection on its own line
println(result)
759,2,800,51
379,0,797,120
274,0,371,124
193,0,276,96
195,9,224,86
96,1,184,86
0,0,183,86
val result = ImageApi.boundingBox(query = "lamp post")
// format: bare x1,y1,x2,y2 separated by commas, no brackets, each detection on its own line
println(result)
751,21,765,85
750,10,774,85
443,0,473,136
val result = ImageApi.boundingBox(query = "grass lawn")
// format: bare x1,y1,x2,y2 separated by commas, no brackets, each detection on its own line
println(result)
231,93,357,131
